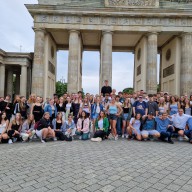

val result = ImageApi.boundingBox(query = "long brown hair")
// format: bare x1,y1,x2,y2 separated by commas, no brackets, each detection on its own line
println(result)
98,111,106,121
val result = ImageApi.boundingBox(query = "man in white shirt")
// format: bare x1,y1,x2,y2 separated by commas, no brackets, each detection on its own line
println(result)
171,108,192,138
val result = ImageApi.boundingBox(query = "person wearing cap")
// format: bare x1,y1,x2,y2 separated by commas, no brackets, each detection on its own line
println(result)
155,112,174,144
141,113,160,140
132,95,148,117
147,94,159,116
101,80,112,97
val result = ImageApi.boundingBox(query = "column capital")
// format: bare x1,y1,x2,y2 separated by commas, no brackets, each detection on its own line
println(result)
146,32,159,37
180,32,192,37
69,30,80,35
102,30,113,36
33,27,46,33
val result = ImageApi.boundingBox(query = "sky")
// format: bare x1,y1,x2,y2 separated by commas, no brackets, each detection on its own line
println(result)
0,0,158,95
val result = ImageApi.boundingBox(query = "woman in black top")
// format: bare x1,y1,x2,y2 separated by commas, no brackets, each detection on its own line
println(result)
8,113,23,143
36,112,57,143
31,96,43,122
72,95,82,124
52,112,65,141
56,97,66,120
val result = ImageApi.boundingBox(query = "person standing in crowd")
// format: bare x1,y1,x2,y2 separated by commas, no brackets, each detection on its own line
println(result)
0,112,9,143
14,96,28,120
44,99,57,122
115,95,123,136
127,113,142,141
62,114,76,141
91,111,109,142
52,112,66,141
101,80,112,97
169,96,180,115
76,111,90,140
27,93,36,113
65,96,73,120
43,98,50,109
141,113,160,140
36,112,57,143
155,113,174,144
132,95,148,117
12,95,21,118
8,113,23,143
0,95,13,120
171,108,191,141
147,94,159,116
106,96,123,140
103,93,111,112
31,96,44,122
158,97,167,115
122,98,132,138
20,114,36,142
91,96,103,133
56,97,66,120
72,95,81,124
81,96,91,117
183,98,192,115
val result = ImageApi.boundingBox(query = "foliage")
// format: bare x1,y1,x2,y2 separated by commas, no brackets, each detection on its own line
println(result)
123,87,134,94
56,81,67,97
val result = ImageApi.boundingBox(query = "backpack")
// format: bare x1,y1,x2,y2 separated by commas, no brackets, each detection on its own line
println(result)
34,121,41,130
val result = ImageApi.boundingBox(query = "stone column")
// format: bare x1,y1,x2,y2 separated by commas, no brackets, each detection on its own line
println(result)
68,30,82,94
7,70,13,98
180,33,192,96
32,28,45,97
100,31,113,90
0,64,5,96
20,65,27,97
146,32,158,94
15,72,20,95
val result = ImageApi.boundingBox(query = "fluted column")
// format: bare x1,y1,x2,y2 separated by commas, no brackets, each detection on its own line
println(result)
20,65,27,97
68,30,82,94
32,28,45,97
0,64,5,96
146,32,158,94
100,31,113,90
180,33,192,96
7,70,13,98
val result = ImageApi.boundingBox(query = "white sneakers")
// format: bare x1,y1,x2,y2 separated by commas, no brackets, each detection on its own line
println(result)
91,137,102,142
8,139,13,144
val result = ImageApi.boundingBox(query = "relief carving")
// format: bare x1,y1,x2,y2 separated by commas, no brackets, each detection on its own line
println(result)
108,0,126,6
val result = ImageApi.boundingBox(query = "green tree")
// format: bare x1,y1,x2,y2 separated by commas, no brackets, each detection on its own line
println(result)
123,87,134,94
56,81,67,97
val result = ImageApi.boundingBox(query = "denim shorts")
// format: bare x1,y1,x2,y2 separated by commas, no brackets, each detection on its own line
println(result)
92,113,99,120
141,130,159,136
122,113,129,121
109,114,117,120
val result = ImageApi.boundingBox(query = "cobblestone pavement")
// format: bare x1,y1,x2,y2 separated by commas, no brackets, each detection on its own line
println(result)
0,139,192,192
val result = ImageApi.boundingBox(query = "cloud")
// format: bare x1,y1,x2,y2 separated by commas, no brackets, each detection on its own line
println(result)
1,0,136,95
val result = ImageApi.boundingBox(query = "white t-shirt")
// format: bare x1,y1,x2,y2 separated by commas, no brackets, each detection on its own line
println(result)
0,122,6,134
96,104,101,114
130,118,141,131
98,119,103,129
66,103,71,111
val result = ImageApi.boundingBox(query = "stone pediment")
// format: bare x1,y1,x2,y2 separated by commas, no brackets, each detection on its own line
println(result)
105,0,159,8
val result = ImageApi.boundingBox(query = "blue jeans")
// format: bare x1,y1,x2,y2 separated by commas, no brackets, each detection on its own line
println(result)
184,130,192,141
116,116,122,135
160,126,174,141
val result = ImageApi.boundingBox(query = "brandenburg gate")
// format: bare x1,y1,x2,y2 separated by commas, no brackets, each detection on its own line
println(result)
26,0,192,98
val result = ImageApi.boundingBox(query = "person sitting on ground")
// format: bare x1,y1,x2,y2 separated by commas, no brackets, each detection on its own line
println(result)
155,112,174,144
127,113,142,141
36,112,57,143
141,113,160,140
20,114,36,142
0,112,9,143
7,113,23,143
62,114,76,141
91,111,109,142
184,117,192,144
52,112,66,141
76,111,90,140
171,108,192,141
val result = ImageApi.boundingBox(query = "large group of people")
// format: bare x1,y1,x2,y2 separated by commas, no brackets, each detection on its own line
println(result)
1,79,192,145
